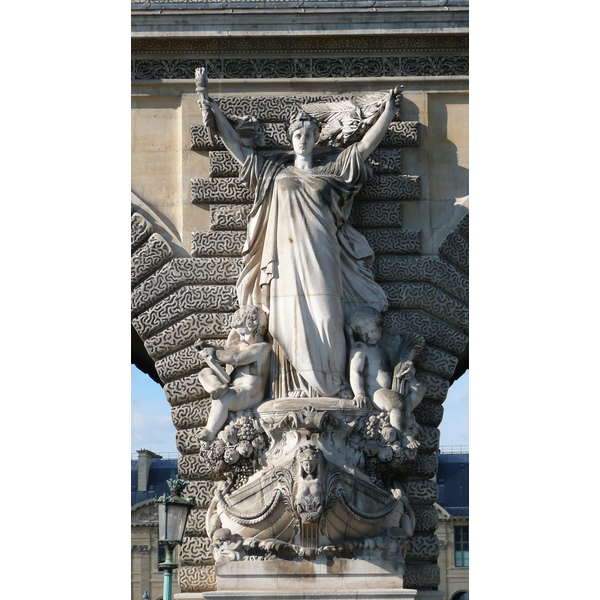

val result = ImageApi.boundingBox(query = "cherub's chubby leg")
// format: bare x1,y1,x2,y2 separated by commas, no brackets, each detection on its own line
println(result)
373,388,403,431
198,367,228,400
220,385,260,412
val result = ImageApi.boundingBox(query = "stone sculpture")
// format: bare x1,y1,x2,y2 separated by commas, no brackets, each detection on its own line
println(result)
198,85,402,399
191,75,430,594
348,306,426,449
195,305,271,441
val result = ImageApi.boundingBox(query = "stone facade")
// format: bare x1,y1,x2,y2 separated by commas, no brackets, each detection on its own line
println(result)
131,3,468,597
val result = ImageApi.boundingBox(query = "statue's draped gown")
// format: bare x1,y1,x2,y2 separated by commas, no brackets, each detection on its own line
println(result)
237,144,388,398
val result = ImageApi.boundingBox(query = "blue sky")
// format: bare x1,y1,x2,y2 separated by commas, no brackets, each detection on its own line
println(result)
131,365,468,454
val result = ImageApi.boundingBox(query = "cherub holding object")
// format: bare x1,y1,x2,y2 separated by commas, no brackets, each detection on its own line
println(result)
347,306,426,449
194,305,271,441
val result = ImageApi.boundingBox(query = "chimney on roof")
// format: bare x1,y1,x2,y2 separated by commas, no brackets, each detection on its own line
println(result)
137,449,163,493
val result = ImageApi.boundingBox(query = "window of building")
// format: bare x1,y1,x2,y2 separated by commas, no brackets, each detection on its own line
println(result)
454,525,469,567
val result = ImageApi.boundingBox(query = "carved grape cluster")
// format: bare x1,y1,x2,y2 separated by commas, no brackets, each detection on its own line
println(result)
351,412,417,489
200,411,270,489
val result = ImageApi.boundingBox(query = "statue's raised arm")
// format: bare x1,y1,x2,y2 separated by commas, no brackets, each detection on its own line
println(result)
355,86,402,160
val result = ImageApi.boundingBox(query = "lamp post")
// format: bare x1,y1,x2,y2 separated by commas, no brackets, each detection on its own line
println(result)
155,474,195,600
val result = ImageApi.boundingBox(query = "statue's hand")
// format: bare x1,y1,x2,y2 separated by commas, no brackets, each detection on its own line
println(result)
354,394,370,409
387,86,402,114
200,347,217,360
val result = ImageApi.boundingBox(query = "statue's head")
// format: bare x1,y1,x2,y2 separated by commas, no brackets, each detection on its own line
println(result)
231,305,268,338
348,306,383,346
286,110,322,155
298,444,321,476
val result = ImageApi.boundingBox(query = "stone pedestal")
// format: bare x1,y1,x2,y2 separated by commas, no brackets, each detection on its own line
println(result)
214,558,406,592
202,592,417,600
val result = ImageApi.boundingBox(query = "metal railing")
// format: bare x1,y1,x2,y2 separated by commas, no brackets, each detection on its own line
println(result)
439,445,469,454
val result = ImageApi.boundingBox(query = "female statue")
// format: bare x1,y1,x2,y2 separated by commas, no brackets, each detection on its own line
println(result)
201,88,402,399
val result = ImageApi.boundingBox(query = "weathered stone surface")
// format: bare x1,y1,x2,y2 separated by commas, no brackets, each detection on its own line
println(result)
177,565,217,593
191,230,247,257
171,398,211,430
131,233,173,289
131,258,243,316
191,177,253,205
457,211,469,238
418,426,440,452
357,228,421,255
144,312,232,360
184,480,219,509
367,146,403,173
178,453,223,480
131,212,153,252
133,285,238,339
413,505,439,534
383,310,468,356
185,507,208,537
356,174,420,202
400,452,437,479
405,534,439,561
176,426,204,454
382,282,468,331
181,535,214,565
404,479,438,505
439,229,469,274
210,205,251,231
163,372,208,406
416,372,450,403
209,150,240,178
413,399,444,428
350,200,403,228
404,562,441,589
381,121,420,147
373,255,468,305
419,346,458,380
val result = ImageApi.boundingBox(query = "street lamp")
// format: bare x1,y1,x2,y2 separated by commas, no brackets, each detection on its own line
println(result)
155,474,195,600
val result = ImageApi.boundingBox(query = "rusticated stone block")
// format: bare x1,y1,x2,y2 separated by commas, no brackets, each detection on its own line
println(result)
357,228,421,255
418,426,440,452
380,121,419,147
399,452,437,479
163,373,208,406
181,535,214,565
185,507,208,537
156,345,203,383
350,200,403,228
405,534,439,561
367,147,402,173
144,313,232,360
419,346,458,380
381,282,468,331
417,372,450,403
209,151,239,178
177,565,217,593
414,505,439,534
191,177,253,205
191,230,247,257
383,310,468,356
413,399,444,428
133,285,238,339
131,258,243,316
404,479,438,505
190,124,225,151
439,230,469,274
179,454,223,480
131,212,153,252
176,426,204,454
185,480,219,508
131,233,173,289
171,398,211,430
210,205,250,231
373,255,468,305
356,174,420,202
404,562,440,589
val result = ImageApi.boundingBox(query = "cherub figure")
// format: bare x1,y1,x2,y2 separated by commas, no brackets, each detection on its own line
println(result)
347,306,426,449
194,305,271,441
